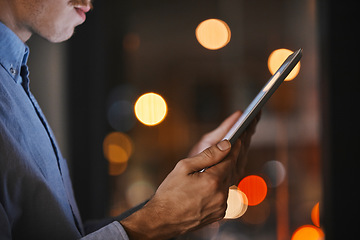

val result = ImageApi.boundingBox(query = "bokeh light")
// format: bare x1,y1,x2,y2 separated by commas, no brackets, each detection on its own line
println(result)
103,132,133,175
291,225,324,240
134,92,167,126
108,162,128,176
106,144,128,164
195,19,231,50
106,84,136,132
126,180,156,207
107,100,135,132
262,160,286,187
311,202,320,228
224,186,248,219
103,132,133,162
267,48,301,81
238,175,268,206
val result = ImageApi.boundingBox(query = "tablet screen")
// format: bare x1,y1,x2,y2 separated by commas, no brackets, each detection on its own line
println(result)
223,48,302,145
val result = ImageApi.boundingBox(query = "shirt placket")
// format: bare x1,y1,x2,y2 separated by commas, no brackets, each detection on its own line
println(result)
20,63,85,236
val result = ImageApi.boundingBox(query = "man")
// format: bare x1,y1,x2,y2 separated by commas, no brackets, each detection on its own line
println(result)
0,0,259,239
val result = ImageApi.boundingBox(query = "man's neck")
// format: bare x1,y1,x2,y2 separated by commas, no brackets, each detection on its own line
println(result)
0,1,32,42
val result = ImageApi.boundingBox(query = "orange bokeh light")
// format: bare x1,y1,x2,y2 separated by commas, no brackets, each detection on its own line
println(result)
108,162,128,176
238,175,267,206
292,225,324,240
103,132,133,176
311,202,320,228
103,132,133,162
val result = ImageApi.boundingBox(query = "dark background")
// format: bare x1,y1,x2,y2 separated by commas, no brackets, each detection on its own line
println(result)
26,0,359,239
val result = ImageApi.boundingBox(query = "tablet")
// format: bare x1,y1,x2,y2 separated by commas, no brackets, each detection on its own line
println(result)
223,48,302,145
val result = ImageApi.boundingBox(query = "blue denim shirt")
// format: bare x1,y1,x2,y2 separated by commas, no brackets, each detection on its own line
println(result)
0,22,128,240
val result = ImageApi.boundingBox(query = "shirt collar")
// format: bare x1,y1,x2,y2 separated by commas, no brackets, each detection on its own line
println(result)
0,21,29,84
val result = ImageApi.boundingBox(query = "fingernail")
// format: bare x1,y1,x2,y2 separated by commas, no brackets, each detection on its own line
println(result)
217,140,231,151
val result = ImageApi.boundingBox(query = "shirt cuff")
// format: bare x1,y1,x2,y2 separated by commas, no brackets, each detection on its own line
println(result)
80,221,129,240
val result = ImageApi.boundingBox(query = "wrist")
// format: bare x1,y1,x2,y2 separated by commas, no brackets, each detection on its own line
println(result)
120,201,172,240
120,208,153,240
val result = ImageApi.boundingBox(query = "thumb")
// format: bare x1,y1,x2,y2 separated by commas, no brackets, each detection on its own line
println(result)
183,140,232,173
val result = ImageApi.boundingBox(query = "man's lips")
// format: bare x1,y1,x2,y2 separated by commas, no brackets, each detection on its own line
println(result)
74,6,91,21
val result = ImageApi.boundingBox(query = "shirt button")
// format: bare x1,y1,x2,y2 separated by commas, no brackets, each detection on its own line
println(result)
10,67,16,75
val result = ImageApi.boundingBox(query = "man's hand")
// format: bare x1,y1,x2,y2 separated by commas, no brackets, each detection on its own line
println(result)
120,111,260,240
188,110,260,185
120,141,233,240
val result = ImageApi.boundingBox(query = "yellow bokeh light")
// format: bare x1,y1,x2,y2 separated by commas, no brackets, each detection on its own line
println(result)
268,48,301,81
292,225,324,240
195,19,231,50
224,186,248,219
134,92,167,126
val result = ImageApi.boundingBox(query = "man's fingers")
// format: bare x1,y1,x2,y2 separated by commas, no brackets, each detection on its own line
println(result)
207,139,242,181
178,140,231,174
246,111,261,136
188,111,243,157
207,111,242,140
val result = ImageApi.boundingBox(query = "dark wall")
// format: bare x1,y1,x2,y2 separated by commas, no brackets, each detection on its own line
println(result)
65,2,347,238
318,0,360,238
67,1,129,220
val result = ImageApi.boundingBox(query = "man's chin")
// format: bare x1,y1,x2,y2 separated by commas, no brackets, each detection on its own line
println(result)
49,31,75,43
38,26,76,43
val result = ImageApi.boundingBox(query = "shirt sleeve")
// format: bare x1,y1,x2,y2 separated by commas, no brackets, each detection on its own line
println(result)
79,221,129,240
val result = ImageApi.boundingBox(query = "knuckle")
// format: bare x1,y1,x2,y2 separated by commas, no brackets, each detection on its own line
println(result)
201,147,215,160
